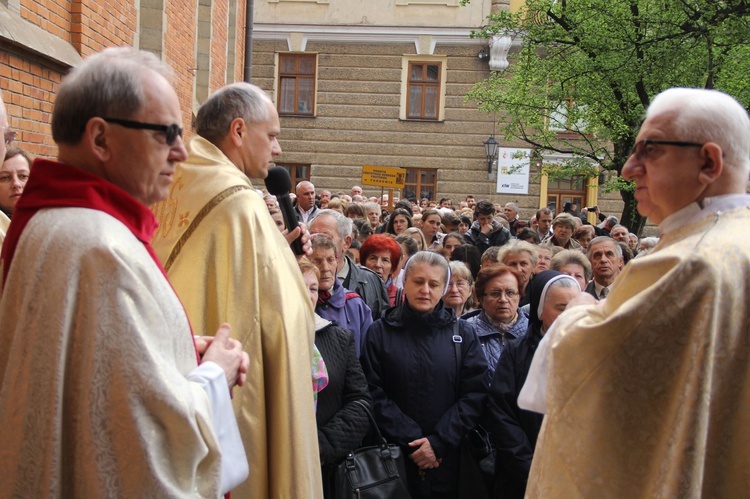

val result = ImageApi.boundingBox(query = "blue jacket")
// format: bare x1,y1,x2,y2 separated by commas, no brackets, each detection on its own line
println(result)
316,279,372,357
361,301,487,495
462,309,529,386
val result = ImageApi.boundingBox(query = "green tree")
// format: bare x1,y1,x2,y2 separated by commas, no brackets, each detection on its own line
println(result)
462,0,750,234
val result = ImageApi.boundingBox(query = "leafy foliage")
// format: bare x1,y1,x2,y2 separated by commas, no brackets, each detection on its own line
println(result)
462,0,750,233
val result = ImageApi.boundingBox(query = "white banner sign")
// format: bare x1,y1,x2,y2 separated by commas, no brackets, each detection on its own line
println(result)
496,147,531,194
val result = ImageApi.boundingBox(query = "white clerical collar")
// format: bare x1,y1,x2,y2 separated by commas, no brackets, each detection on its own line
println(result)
659,194,750,235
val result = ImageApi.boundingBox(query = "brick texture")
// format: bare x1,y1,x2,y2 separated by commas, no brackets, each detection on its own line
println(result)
2,0,245,157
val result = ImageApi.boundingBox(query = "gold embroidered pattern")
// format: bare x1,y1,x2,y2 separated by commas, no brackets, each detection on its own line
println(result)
163,185,250,272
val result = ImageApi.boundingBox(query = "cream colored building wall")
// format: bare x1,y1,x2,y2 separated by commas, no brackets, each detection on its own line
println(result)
256,0,490,28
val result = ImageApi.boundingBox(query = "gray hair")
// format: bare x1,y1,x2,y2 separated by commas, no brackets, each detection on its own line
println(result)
639,237,659,250
505,202,519,212
647,88,750,176
403,250,450,287
311,232,338,256
363,201,380,213
316,209,353,239
195,82,273,145
395,233,419,258
449,260,473,284
497,239,539,267
587,236,623,259
551,249,592,281
52,47,171,145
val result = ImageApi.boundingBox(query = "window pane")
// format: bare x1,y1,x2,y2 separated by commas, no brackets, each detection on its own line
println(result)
298,56,315,75
426,65,440,82
424,86,438,118
279,78,296,114
406,170,418,183
409,85,423,117
421,170,435,184
404,186,416,200
410,64,423,81
296,165,309,179
280,55,296,73
298,78,314,114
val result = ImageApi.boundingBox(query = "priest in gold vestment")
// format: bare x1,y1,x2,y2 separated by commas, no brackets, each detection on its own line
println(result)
520,88,750,498
152,82,323,498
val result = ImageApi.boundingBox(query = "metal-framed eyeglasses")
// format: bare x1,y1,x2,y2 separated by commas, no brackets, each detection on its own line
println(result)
628,140,703,162
103,117,183,146
485,289,519,301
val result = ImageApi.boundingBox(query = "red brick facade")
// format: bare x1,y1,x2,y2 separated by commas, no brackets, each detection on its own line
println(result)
1,0,247,159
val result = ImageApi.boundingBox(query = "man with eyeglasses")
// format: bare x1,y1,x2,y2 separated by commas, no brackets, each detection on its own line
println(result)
520,88,750,497
0,48,250,496
151,82,323,498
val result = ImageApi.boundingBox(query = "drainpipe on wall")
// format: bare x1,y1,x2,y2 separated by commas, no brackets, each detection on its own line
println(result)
243,0,254,82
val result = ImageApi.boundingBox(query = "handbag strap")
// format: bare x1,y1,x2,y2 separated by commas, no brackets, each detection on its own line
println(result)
453,319,462,394
352,399,389,447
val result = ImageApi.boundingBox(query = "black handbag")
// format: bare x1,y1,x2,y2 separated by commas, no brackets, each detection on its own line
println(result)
334,400,412,499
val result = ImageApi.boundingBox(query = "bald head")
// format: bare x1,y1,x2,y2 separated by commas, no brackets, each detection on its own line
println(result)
296,181,315,211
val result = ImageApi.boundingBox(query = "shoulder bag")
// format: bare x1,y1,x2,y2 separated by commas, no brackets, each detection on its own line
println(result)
334,400,412,498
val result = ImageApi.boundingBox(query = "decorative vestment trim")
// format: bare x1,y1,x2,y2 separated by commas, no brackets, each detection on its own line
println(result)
163,184,250,271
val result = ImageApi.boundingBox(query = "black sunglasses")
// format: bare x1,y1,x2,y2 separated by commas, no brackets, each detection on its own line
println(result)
629,139,703,161
103,117,183,146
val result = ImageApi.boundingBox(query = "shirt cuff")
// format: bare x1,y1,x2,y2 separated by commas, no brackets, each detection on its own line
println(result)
187,361,249,493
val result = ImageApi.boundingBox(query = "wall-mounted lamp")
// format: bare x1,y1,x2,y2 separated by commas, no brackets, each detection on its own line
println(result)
484,135,498,173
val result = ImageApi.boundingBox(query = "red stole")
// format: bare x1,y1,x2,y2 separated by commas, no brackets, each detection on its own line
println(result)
1,159,199,362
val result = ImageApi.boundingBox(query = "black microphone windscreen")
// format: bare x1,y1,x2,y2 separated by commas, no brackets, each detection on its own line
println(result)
265,166,292,196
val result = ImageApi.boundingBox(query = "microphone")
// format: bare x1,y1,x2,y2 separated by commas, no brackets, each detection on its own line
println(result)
264,166,304,255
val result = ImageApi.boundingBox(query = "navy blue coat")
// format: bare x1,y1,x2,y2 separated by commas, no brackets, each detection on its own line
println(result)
489,321,544,498
361,301,488,496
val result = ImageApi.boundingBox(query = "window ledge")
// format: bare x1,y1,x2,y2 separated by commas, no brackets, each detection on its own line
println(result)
0,4,81,70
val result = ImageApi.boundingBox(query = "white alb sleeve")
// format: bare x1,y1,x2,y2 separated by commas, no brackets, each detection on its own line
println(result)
187,361,249,493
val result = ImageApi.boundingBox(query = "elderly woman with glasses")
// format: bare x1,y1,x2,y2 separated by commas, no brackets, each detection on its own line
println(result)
442,261,476,318
463,264,529,385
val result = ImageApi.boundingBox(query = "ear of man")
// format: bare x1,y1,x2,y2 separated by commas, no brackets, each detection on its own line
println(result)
697,142,724,186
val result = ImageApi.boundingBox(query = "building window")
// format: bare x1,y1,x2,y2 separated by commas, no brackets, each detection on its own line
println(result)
548,98,588,133
403,168,437,201
406,61,442,120
278,53,317,116
546,175,586,214
276,163,311,192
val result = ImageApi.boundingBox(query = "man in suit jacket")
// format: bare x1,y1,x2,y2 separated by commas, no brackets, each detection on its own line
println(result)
584,236,623,300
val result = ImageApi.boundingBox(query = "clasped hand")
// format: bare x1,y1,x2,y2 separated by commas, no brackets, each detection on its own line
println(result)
195,324,249,391
408,438,441,470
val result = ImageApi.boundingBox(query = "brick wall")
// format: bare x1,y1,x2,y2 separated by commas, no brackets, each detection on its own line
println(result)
2,0,246,157
0,50,60,160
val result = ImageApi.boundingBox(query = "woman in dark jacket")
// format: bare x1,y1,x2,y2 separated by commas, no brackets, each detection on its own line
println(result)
361,251,488,498
488,270,580,498
299,258,372,497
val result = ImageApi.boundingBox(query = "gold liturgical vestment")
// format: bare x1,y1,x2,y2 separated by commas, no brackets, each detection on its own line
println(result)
525,201,750,498
152,137,323,499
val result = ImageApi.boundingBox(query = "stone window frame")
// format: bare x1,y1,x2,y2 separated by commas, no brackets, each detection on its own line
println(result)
277,53,318,117
400,55,447,122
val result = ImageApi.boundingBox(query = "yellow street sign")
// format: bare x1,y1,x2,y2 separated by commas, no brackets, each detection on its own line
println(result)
361,166,406,188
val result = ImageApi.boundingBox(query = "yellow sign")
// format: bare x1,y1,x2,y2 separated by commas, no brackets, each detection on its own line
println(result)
361,166,406,188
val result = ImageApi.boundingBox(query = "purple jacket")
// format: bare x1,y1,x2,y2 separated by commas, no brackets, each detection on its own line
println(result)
316,279,373,357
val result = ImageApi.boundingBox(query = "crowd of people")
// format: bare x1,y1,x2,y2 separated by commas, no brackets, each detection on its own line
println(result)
0,46,748,499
